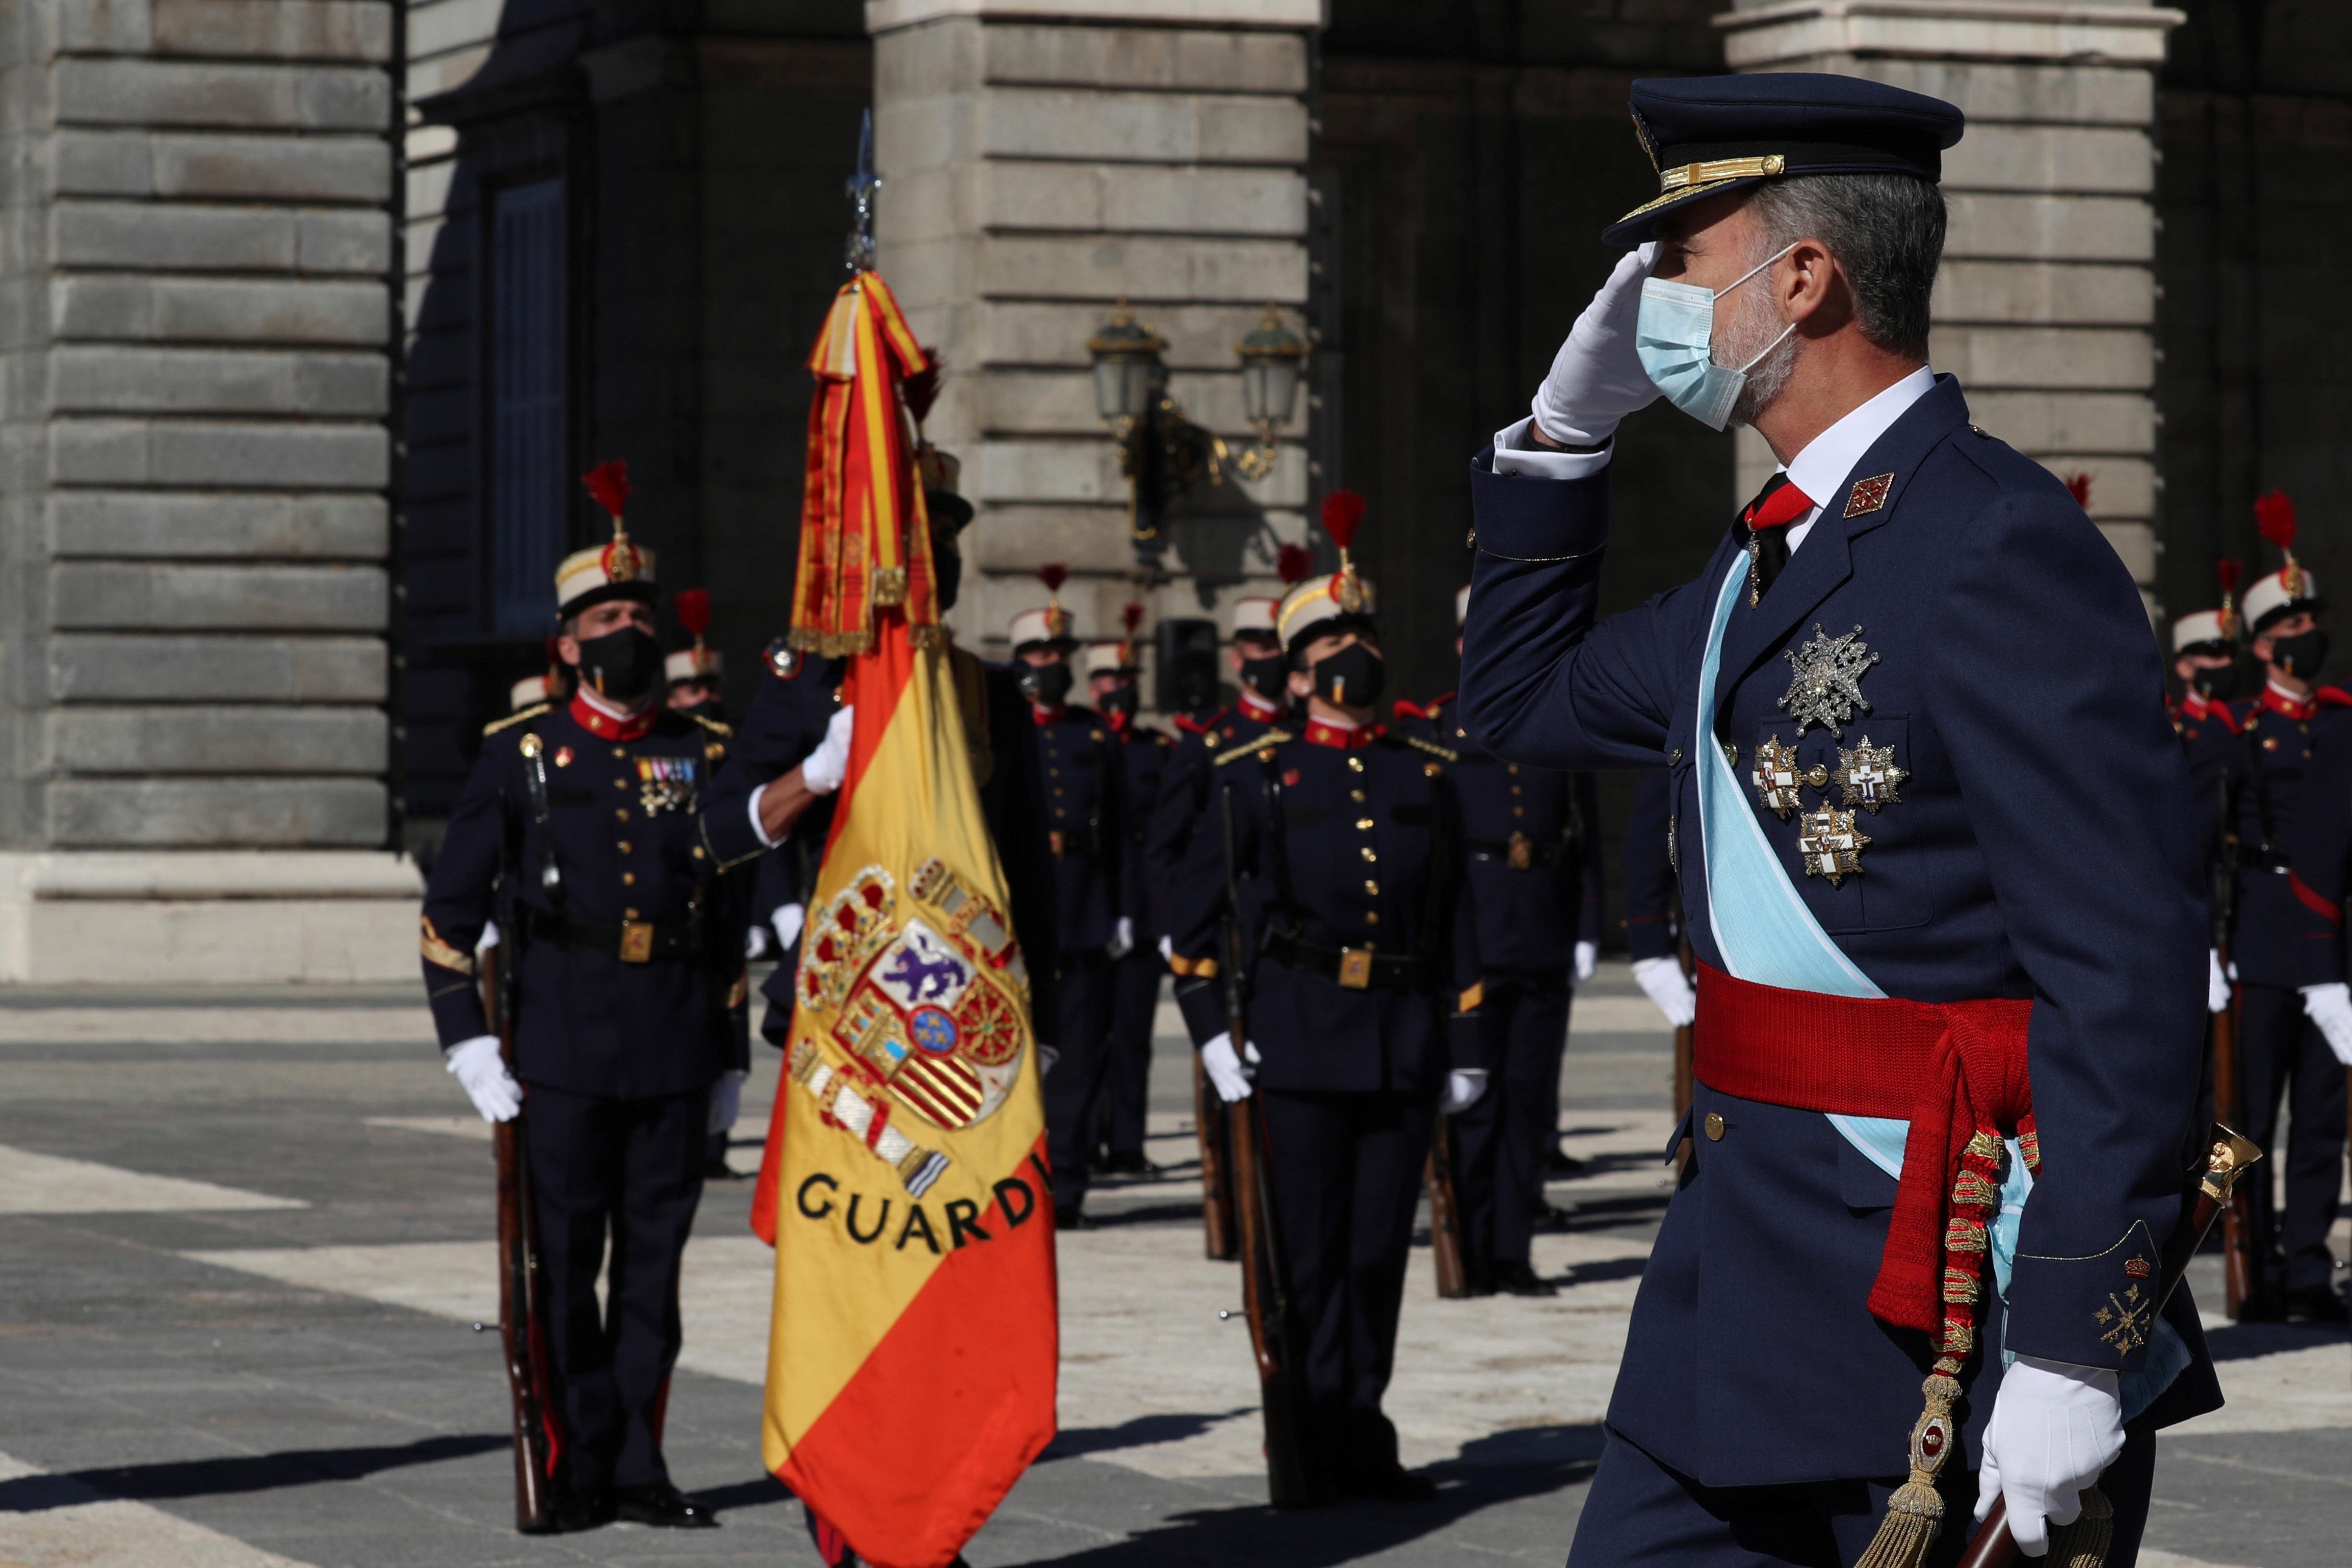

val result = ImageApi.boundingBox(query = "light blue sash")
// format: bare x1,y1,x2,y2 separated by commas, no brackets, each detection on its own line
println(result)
1692,556,2181,1413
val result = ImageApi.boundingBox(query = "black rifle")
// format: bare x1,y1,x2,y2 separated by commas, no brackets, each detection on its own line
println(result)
1218,780,1318,1506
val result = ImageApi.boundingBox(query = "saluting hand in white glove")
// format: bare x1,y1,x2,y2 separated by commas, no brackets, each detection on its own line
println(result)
1974,1355,2124,1558
1530,242,1660,449
1201,1033,1260,1103
446,1035,522,1123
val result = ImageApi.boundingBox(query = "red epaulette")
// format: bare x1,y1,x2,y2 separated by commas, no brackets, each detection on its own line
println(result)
2207,702,2243,735
1391,699,1427,722
2316,686,2352,710
1173,706,1228,736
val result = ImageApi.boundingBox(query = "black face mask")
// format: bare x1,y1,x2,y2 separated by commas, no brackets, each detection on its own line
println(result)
574,625,663,702
1020,661,1074,708
1239,652,1289,703
1096,685,1138,722
1312,643,1384,710
931,530,963,612
2270,630,2329,682
670,692,720,717
2188,663,2240,701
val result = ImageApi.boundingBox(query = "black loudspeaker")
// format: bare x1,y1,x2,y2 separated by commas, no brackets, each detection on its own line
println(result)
1156,618,1220,715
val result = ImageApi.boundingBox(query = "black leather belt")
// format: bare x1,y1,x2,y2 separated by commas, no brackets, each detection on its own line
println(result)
527,907,697,963
1263,928,1433,990
1466,834,1566,869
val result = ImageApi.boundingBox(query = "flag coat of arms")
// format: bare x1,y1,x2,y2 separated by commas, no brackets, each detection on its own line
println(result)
752,270,1057,1568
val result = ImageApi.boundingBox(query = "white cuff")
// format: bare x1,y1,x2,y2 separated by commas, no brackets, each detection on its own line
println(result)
1491,415,1613,482
749,783,778,849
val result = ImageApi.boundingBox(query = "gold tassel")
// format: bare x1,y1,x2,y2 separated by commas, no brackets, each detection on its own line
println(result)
1855,1372,1961,1568
2045,1485,2113,1568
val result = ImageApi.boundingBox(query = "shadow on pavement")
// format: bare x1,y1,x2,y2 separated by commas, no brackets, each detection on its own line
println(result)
690,1472,798,1511
2199,1318,2352,1362
0,1434,508,1513
1041,1409,1258,1461
1012,1423,1602,1566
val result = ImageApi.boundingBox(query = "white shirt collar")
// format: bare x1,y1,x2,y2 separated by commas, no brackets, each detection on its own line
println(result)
1780,365,1937,553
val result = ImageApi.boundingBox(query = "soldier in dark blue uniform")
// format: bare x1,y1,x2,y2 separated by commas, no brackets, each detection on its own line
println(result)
422,481,742,1533
1007,583,1128,1227
2167,586,2243,1035
1085,631,1174,1175
1622,768,1697,1031
1168,547,1482,1502
2218,541,2352,1324
1143,592,1292,945
1400,583,1602,1295
1459,75,2218,1562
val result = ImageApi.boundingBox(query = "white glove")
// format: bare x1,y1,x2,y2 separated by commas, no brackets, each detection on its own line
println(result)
1038,1042,1060,1078
1107,916,1135,960
2301,981,2352,1067
708,1069,746,1135
476,920,501,954
1438,1067,1488,1115
1573,940,1599,986
1530,242,1660,448
1974,1354,2124,1558
1630,955,1696,1028
1201,1032,1260,1103
802,705,856,795
745,924,770,960
2206,949,2232,1014
773,903,806,954
446,1035,522,1123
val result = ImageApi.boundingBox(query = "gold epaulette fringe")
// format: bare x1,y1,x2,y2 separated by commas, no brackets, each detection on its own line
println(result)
483,703,551,737
1402,734,1459,764
687,711,734,739
1214,728,1292,766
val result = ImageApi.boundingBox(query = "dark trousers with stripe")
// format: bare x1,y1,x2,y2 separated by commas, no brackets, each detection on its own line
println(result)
1449,968,1571,1274
1565,1423,2156,1567
524,1083,708,1493
2236,981,2349,1298
1097,950,1165,1160
1260,1088,1433,1477
1043,952,1115,1215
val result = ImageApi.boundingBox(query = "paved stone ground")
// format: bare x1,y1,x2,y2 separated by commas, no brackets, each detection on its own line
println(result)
0,963,2345,1566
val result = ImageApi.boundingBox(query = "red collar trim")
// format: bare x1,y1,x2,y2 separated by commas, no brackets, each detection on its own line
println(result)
1237,688,1285,721
1029,703,1065,726
1173,708,1221,735
2178,692,2209,721
2261,685,2317,722
1301,718,1374,750
1105,709,1131,737
569,693,658,742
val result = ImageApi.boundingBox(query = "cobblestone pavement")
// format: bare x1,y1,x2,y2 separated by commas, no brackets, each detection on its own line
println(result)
0,964,2345,1565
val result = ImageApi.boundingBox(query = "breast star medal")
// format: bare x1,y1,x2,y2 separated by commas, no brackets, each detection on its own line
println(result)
1749,735,1824,820
1833,736,1905,813
1795,802,1870,886
1779,624,1880,737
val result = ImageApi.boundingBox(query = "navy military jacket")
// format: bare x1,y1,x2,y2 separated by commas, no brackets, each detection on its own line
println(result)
1459,375,2217,1485
2222,685,2352,988
1143,693,1290,944
1621,767,1682,963
703,645,1062,1041
1168,722,1479,1094
1400,691,1602,972
1106,713,1174,933
421,696,747,1100
1032,703,1125,954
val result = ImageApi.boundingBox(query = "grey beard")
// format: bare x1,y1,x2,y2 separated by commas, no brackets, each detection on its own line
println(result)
1716,275,1799,428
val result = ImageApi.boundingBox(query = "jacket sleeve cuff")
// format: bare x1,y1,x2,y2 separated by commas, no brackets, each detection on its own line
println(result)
700,799,769,870
1448,1010,1491,1072
1174,979,1230,1049
1469,446,1613,565
2002,1219,2166,1372
426,966,491,1049
1624,914,1677,962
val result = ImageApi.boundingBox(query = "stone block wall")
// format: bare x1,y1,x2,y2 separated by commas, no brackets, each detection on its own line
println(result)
1,0,398,851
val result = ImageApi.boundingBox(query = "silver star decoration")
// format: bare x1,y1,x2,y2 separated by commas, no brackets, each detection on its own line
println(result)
1779,624,1880,737
1834,736,1906,813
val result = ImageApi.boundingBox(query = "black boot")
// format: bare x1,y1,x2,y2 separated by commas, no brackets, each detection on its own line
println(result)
615,1481,720,1528
1491,1260,1558,1297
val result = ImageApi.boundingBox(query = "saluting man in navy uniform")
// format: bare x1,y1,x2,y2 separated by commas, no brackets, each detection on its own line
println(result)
2216,530,2352,1325
1007,577,1129,1229
1459,75,2219,1564
1398,582,1602,1295
422,467,745,1533
1085,628,1175,1175
1168,523,1485,1503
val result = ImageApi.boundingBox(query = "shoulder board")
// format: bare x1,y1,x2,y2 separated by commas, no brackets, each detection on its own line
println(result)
687,711,735,738
1214,728,1292,766
1402,733,1460,765
2317,687,2352,710
1174,705,1230,736
483,703,551,738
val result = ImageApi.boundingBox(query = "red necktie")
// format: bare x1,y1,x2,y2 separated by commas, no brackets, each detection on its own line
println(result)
1741,474,1816,603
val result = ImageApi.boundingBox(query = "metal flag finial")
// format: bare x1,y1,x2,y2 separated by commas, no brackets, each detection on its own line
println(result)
846,109,879,273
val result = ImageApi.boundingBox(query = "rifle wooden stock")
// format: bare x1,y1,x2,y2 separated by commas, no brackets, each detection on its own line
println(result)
1954,1127,2261,1568
2208,981,2254,1318
1426,1115,1471,1299
483,948,556,1532
1194,1054,1237,1261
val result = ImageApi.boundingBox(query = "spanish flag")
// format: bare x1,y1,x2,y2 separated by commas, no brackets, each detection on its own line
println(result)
752,271,1057,1567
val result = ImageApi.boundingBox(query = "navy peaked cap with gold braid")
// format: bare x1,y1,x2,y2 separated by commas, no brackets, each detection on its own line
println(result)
1604,73,1964,247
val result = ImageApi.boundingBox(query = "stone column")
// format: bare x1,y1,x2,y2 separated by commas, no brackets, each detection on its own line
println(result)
0,1,416,982
866,0,1318,666
1717,0,2184,599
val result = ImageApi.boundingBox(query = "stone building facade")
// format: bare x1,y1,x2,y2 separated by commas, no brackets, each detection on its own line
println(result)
2,1,2344,978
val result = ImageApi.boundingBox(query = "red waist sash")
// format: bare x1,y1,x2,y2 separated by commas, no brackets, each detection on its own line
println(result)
1693,962,2036,1339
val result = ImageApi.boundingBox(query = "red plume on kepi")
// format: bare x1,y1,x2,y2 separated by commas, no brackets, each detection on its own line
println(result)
1036,563,1069,594
2062,473,2092,510
1121,602,1145,635
1276,543,1313,586
1320,490,1369,612
2216,558,2242,638
2254,489,2307,599
1036,563,1070,640
583,460,631,520
675,588,712,639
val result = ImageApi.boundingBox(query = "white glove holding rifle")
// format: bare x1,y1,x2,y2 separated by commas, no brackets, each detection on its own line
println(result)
1201,1033,1260,1103
446,1035,522,1123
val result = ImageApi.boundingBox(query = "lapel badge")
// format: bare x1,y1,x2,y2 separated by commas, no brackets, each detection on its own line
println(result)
1833,736,1905,812
1796,802,1870,886
553,746,573,768
1749,735,1823,820
1780,624,1880,738
1843,473,1895,518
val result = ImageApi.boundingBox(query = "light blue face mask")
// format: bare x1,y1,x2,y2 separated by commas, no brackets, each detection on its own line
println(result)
1636,243,1799,431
